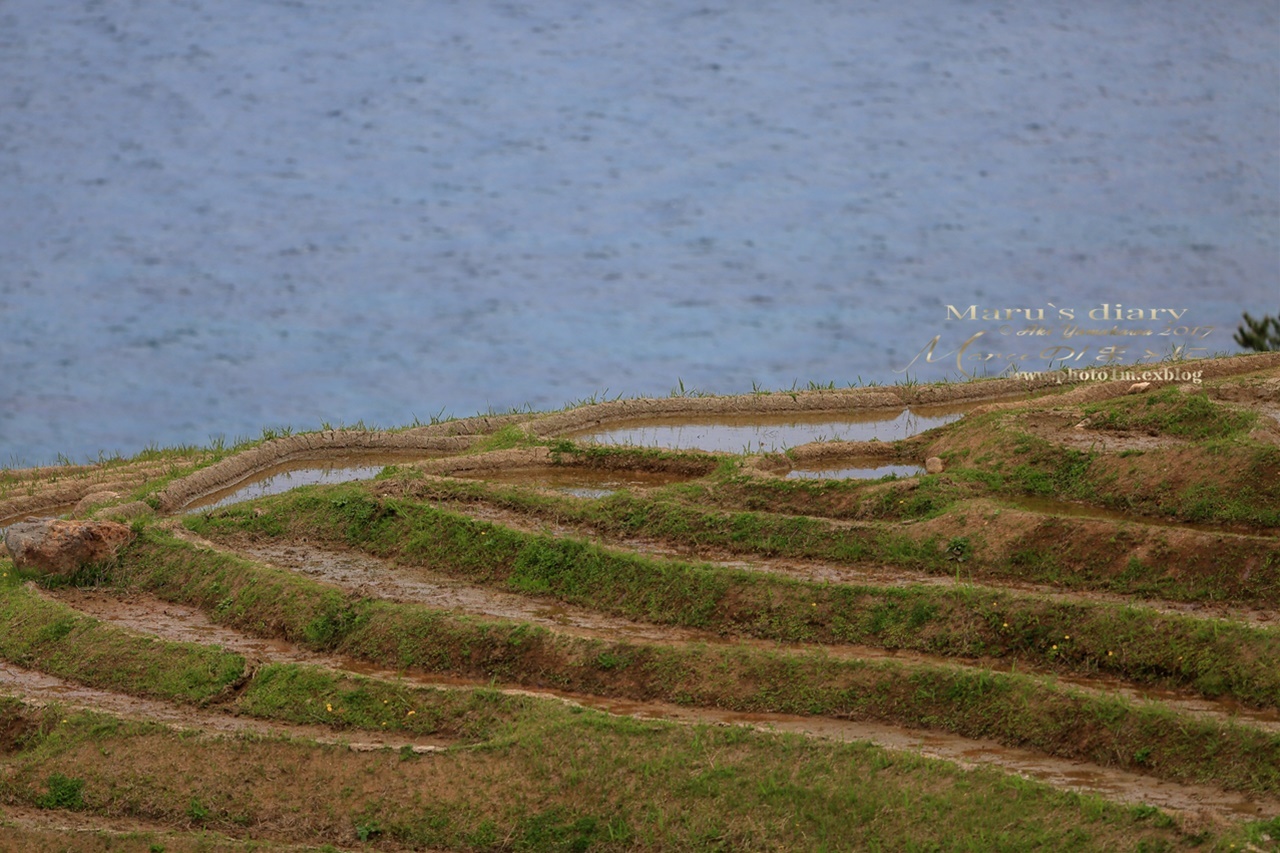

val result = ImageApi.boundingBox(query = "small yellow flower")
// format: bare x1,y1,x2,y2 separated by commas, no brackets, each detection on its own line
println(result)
811,603,817,607
1107,651,1113,656
1002,622,1009,628
326,703,333,712
407,710,416,716
1051,645,1058,650
383,700,388,704
1064,635,1070,640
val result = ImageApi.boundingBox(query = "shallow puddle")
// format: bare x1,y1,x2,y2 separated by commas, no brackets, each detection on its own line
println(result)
454,466,691,499
786,463,925,480
183,453,436,512
0,504,75,536
564,405,975,453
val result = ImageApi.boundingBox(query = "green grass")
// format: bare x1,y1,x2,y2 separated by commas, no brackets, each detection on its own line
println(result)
82,531,1280,795
364,469,1280,606
182,489,1280,710
1082,387,1258,441
233,664,529,741
931,404,1280,528
0,696,1237,852
0,574,244,704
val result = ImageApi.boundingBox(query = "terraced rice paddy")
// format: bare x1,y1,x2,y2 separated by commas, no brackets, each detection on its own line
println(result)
0,353,1278,851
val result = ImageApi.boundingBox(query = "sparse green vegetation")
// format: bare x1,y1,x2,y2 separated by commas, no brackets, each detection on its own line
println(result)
181,492,1280,708
1082,387,1257,441
0,697,1227,852
63,529,1275,797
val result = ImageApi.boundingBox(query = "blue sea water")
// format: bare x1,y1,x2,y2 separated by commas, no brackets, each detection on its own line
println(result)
1,0,1276,465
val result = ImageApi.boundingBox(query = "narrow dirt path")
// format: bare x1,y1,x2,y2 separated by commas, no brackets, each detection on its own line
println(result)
0,658,448,755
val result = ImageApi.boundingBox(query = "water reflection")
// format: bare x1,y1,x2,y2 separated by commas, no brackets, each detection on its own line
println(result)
568,407,970,452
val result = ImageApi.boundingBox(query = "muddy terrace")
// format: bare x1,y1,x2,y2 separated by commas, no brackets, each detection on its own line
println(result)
0,353,1278,852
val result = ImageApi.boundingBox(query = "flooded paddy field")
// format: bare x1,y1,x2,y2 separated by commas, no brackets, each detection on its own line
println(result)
563,406,971,453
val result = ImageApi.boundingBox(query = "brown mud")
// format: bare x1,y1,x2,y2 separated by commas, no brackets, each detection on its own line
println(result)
454,465,693,497
0,504,77,533
1001,494,1260,535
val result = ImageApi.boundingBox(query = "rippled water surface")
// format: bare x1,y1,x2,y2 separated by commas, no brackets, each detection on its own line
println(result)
1,1,1274,465
569,408,966,451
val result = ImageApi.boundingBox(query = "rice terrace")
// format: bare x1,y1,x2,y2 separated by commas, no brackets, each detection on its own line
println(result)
0,352,1278,852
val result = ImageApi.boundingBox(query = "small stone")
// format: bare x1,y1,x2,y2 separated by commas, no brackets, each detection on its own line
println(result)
73,491,121,517
1127,382,1151,394
2,518,134,577
925,456,944,474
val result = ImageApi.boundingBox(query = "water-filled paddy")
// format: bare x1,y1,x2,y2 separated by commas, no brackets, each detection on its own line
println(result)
183,453,433,512
567,407,970,452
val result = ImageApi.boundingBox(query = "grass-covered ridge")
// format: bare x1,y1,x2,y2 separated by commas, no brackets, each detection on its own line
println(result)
352,471,1280,607
61,529,1278,796
185,486,1280,710
1081,386,1259,441
0,696,1240,852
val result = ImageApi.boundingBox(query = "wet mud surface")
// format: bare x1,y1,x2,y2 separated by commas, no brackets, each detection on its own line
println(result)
0,504,76,536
